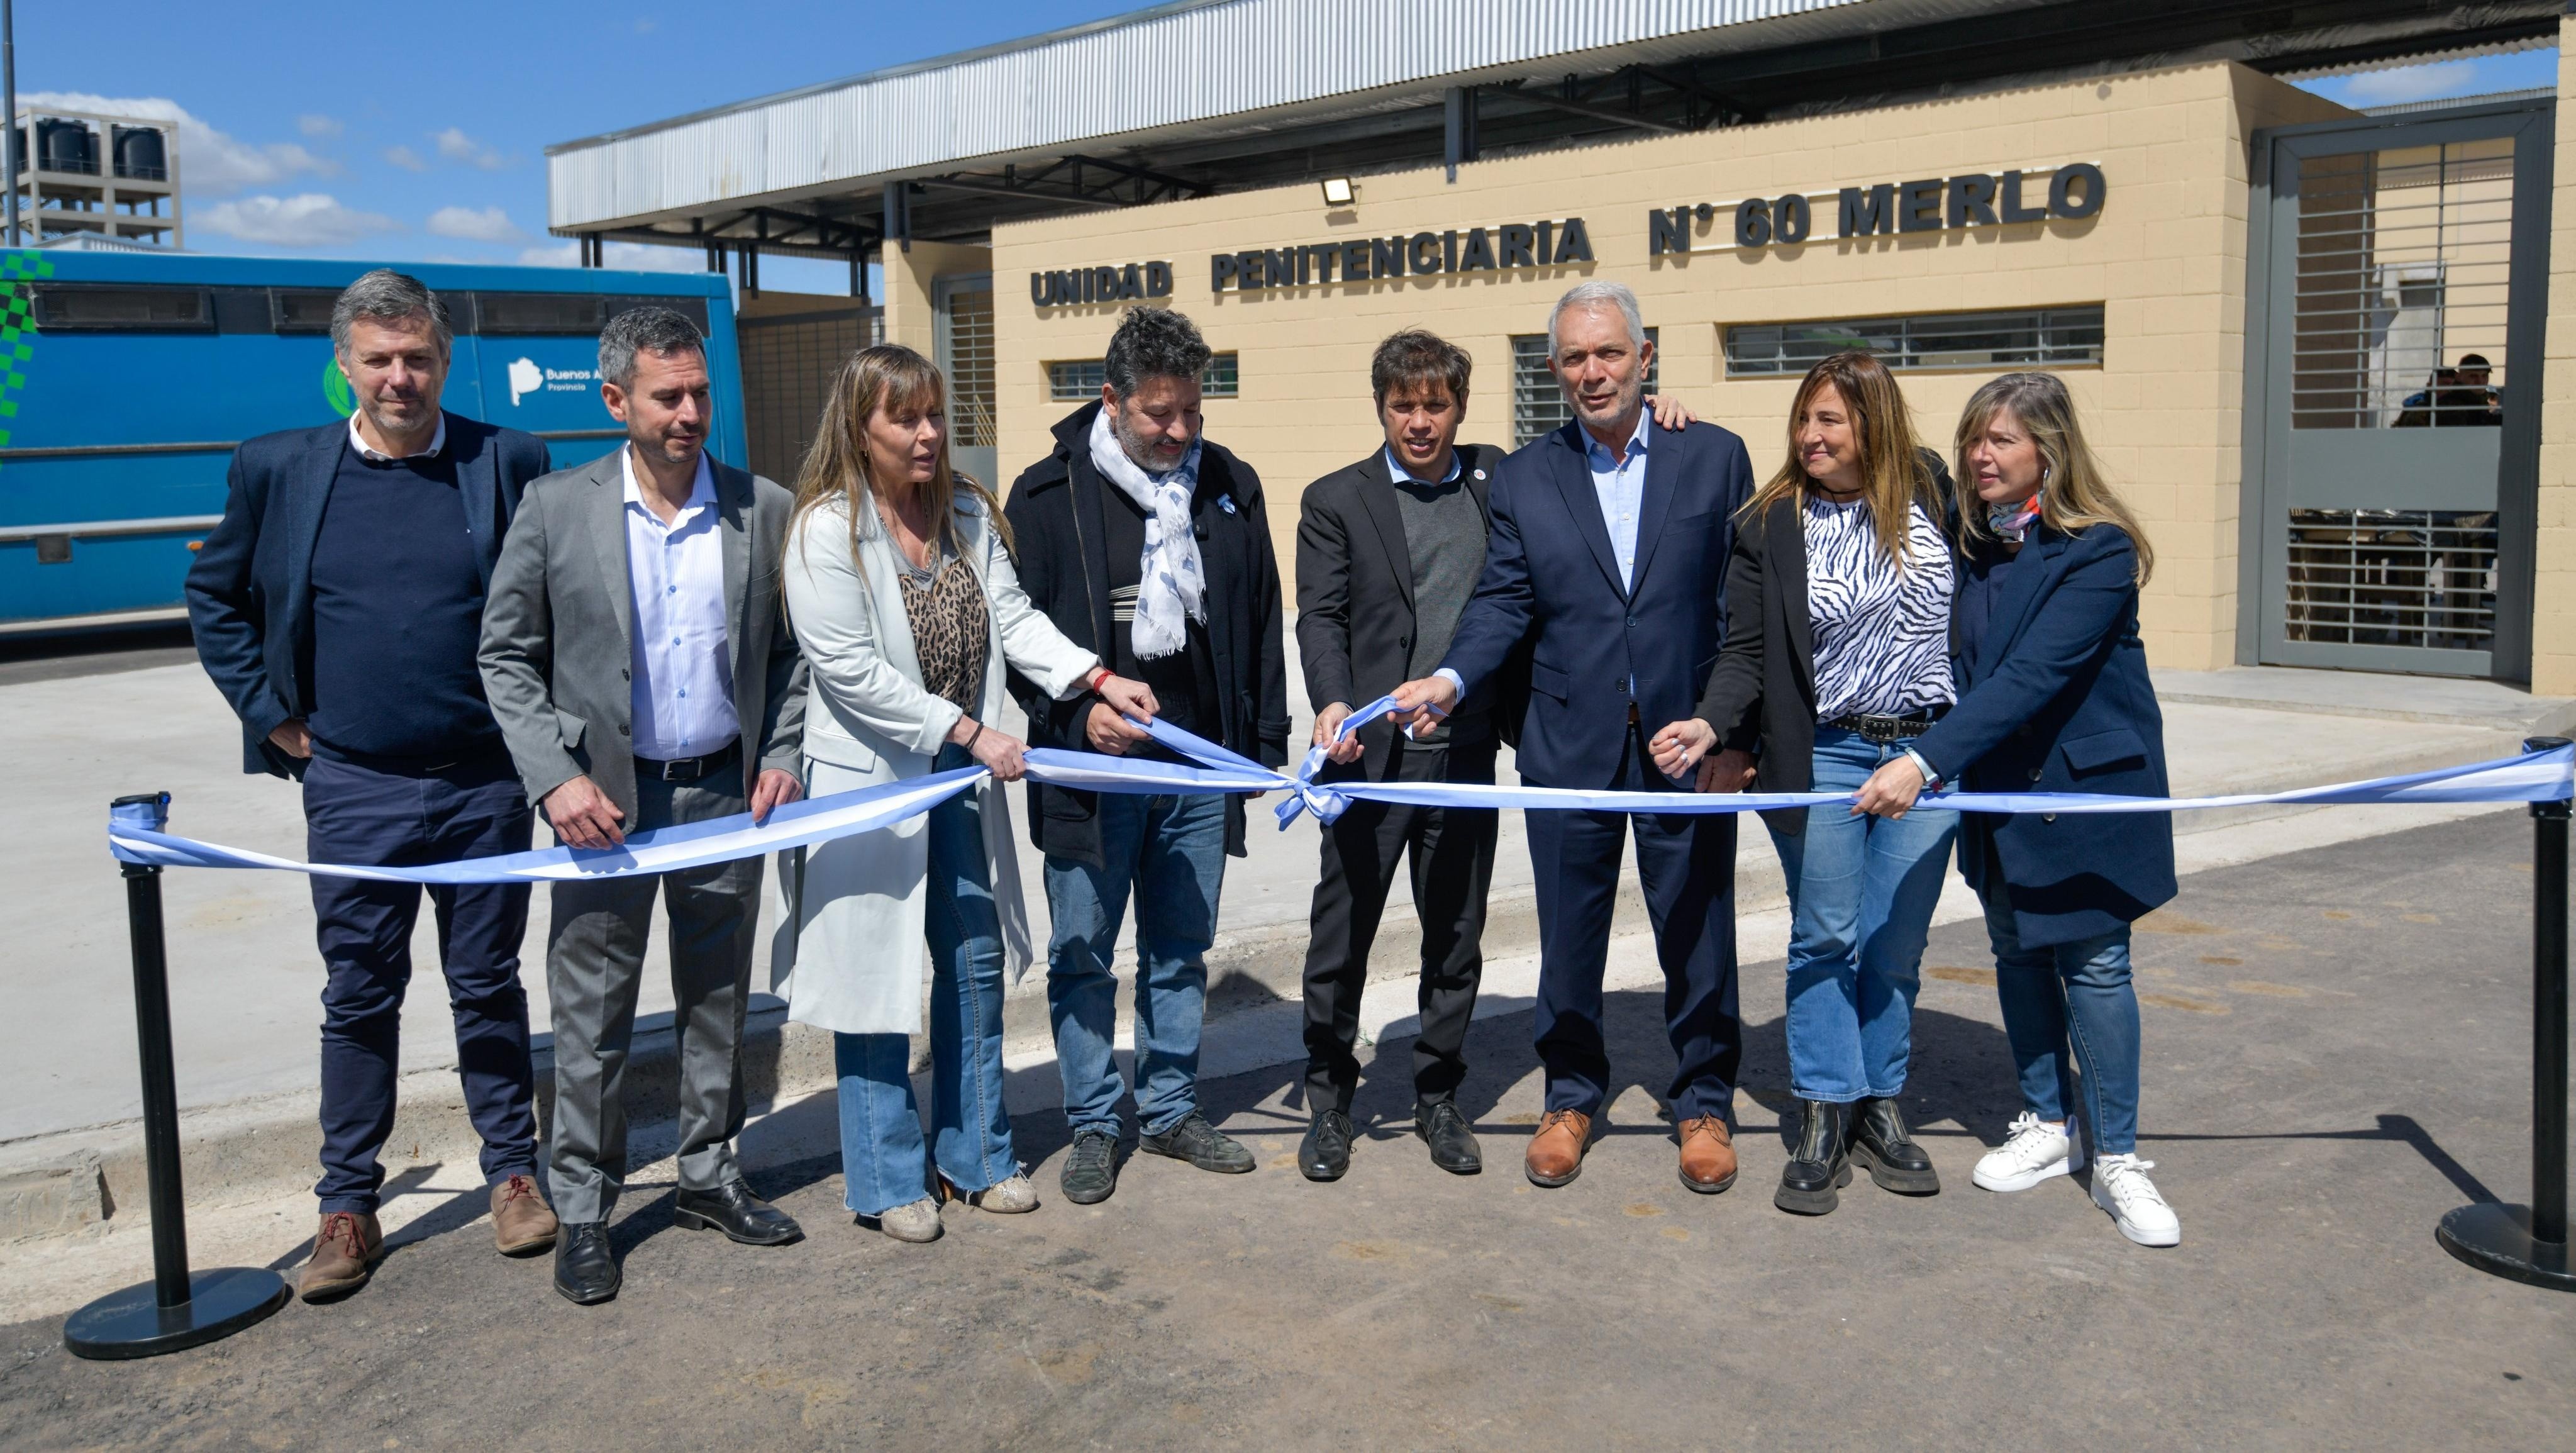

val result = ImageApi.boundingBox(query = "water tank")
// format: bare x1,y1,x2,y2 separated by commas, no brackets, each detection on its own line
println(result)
111,126,165,181
36,119,94,175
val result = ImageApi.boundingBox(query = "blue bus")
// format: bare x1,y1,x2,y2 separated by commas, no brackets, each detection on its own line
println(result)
0,250,745,632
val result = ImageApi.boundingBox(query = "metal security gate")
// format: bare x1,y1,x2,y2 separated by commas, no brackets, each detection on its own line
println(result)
2246,99,2552,679
934,275,998,490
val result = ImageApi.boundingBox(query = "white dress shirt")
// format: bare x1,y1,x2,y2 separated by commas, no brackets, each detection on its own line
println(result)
623,448,740,760
1584,408,1652,593
348,413,446,461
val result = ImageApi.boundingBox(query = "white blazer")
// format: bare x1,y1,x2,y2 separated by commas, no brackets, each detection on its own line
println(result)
776,492,1098,1036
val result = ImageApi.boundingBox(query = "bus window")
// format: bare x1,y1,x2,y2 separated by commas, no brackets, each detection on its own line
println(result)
476,292,605,334
270,289,339,333
33,285,214,331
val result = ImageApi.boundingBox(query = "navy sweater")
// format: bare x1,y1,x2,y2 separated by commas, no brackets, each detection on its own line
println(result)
305,442,502,760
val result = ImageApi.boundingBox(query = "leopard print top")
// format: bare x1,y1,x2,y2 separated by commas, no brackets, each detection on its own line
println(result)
897,548,990,714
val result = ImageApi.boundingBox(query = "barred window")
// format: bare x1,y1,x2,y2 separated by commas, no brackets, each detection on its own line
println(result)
1048,352,1239,401
1723,307,2104,378
1511,328,1658,448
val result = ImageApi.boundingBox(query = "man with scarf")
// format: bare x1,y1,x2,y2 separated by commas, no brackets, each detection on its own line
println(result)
1005,306,1290,1206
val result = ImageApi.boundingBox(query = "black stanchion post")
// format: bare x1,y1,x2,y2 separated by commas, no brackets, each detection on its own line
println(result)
2437,737,2576,1290
64,793,290,1359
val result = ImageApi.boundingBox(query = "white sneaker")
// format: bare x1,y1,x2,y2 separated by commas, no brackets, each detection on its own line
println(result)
1972,1111,2075,1192
2089,1154,2181,1247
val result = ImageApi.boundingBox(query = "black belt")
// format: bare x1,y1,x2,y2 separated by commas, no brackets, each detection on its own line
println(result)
1823,705,1948,743
636,739,740,782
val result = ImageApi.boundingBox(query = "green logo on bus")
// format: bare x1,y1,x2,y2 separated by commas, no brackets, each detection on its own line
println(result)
322,356,355,418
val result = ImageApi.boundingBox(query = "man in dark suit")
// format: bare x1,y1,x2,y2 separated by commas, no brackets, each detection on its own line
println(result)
479,307,809,1305
1392,281,1756,1195
185,270,557,1301
1291,330,1508,1182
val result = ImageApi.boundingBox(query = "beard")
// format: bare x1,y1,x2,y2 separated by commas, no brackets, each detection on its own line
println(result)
1112,409,1191,474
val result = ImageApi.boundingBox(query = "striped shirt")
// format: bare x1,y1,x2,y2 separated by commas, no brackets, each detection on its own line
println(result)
1803,494,1957,721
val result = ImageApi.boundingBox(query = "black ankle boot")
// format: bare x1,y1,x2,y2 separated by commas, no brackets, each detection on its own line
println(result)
1850,1096,1941,1195
1774,1099,1851,1216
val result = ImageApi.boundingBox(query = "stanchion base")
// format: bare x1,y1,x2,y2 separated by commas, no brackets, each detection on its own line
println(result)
2437,1203,2576,1291
62,1267,290,1359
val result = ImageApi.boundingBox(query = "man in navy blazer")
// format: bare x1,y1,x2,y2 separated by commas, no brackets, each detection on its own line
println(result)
1394,281,1755,1194
185,270,557,1301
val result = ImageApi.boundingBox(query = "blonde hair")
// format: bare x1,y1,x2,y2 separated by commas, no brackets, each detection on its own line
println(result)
790,343,1010,571
1743,350,1940,562
1951,372,2152,586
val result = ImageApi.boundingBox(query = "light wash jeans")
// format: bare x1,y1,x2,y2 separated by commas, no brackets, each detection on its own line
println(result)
1765,726,1959,1103
833,745,1016,1216
1043,790,1228,1137
1979,874,2143,1155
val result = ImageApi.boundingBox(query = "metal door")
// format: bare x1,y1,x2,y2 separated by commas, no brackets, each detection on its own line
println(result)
933,274,998,490
2246,100,2552,679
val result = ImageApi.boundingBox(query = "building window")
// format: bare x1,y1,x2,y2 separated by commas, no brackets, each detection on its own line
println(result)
1048,352,1239,402
1723,306,2104,377
1511,329,1657,448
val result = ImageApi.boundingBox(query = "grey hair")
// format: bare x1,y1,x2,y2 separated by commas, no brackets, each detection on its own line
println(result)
1103,306,1212,398
598,305,707,387
1546,280,1646,361
330,269,452,354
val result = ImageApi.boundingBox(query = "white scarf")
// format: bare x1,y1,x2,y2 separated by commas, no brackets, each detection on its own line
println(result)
1087,407,1205,660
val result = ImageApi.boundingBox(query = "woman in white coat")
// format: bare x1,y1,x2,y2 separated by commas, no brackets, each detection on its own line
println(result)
782,345,1158,1242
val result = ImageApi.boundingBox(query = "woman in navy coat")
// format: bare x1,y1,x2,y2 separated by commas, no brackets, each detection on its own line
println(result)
1852,371,2182,1248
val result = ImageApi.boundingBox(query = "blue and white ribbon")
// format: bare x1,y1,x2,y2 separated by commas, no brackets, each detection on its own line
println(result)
104,706,2574,884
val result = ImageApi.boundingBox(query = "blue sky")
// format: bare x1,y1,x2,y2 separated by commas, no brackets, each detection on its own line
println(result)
6,5,2558,296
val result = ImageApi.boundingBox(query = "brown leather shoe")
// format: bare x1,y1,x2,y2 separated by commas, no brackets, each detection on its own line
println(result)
491,1174,559,1256
1678,1115,1738,1194
1524,1109,1593,1188
298,1210,383,1302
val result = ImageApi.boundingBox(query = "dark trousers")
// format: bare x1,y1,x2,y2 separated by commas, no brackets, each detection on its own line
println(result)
1524,725,1741,1125
1301,737,1497,1113
303,750,538,1215
545,762,760,1225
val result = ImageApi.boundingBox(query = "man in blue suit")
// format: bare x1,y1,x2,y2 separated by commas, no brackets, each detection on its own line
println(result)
186,270,557,1301
1392,281,1755,1193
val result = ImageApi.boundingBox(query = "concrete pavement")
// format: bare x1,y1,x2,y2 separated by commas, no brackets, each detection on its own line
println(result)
3,816,2570,1449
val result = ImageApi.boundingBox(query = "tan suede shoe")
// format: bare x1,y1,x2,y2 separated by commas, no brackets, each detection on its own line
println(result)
297,1210,383,1303
1678,1115,1738,1194
1524,1109,1592,1188
491,1174,560,1256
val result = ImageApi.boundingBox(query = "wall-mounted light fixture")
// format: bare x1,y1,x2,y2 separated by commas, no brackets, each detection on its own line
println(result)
1320,177,1355,207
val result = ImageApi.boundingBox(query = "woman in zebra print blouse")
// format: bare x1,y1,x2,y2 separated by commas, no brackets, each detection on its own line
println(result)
1656,351,1960,1218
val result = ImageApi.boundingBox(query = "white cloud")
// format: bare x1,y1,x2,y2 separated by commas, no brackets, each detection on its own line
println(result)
196,192,400,247
426,204,520,242
21,91,332,195
383,145,428,172
517,240,703,274
433,126,506,170
297,114,342,139
2341,59,2482,106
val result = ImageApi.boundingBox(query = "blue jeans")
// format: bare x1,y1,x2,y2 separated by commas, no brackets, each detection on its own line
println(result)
833,745,1015,1216
1044,790,1228,1136
1765,728,1958,1103
1979,877,2141,1155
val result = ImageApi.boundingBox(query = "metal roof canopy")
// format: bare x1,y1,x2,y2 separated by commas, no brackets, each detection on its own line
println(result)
546,0,2566,268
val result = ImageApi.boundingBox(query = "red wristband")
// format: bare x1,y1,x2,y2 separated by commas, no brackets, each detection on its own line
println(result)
1085,666,1111,693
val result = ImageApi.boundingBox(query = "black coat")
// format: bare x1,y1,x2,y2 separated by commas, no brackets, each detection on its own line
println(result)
183,413,552,779
1690,453,1958,835
1004,401,1290,863
1292,443,1513,777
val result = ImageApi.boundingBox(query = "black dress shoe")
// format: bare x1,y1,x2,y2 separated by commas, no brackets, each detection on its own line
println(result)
1300,1110,1354,1181
1139,1111,1256,1173
1774,1099,1852,1216
1060,1127,1120,1206
673,1181,805,1245
1416,1099,1483,1176
553,1222,619,1305
1850,1097,1941,1195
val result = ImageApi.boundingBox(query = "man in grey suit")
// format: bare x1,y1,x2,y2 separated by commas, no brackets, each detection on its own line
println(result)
480,306,809,1305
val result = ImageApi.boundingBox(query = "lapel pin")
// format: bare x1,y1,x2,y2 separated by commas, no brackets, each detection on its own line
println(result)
1474,469,1487,480
1218,494,1238,515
